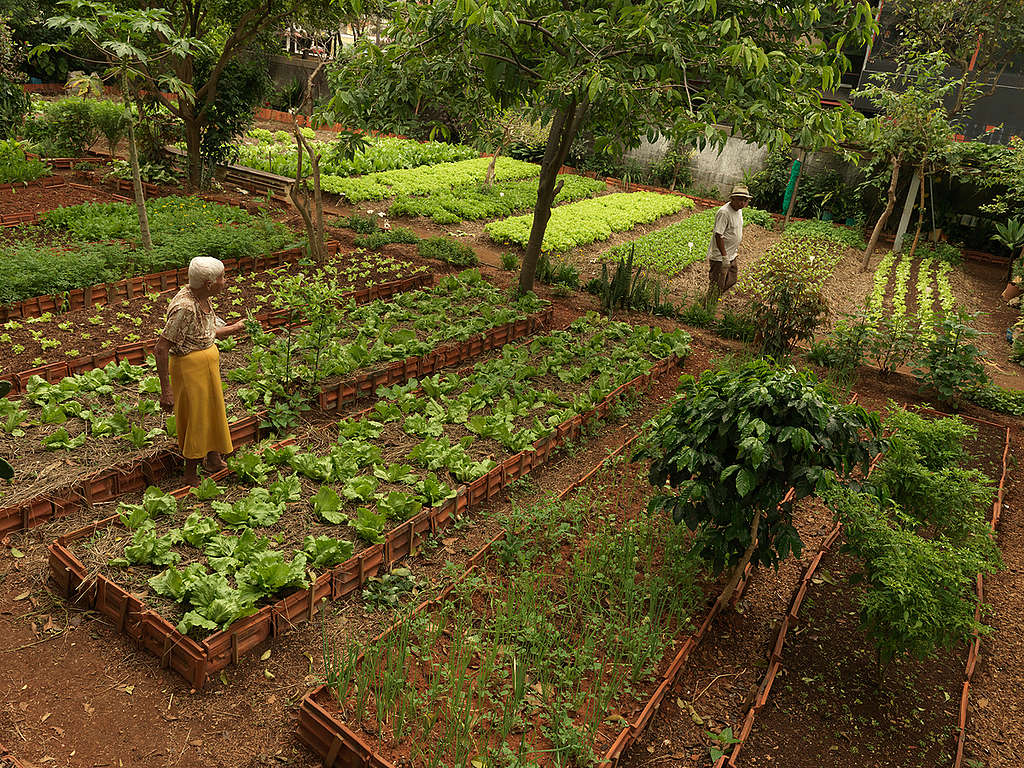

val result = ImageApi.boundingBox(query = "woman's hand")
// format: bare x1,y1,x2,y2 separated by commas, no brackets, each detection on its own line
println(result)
159,390,175,413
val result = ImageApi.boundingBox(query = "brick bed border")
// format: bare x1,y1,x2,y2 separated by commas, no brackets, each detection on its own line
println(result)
46,354,682,688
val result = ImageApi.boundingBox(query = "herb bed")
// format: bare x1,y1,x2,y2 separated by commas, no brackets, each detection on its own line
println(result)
47,319,689,687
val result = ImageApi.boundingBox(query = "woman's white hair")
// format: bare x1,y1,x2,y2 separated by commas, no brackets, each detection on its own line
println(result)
188,257,226,290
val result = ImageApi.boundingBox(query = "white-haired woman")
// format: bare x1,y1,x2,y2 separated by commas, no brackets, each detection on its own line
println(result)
155,257,252,485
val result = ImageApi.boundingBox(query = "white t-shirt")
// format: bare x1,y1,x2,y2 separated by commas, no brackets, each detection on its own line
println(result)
706,203,744,262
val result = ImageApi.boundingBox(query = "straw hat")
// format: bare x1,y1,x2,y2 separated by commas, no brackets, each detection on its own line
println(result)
730,184,752,199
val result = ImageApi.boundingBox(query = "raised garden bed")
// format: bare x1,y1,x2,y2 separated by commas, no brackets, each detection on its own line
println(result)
47,319,689,687
1,278,552,529
1,246,428,380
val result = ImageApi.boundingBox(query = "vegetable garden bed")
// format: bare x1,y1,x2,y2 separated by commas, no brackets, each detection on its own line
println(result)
1,274,553,524
715,409,1010,768
1,247,426,380
47,318,689,687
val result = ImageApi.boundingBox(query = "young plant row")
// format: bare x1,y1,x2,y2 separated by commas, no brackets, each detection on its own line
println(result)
387,174,606,224
0,271,544,502
76,317,691,635
0,250,425,372
0,196,300,305
485,191,688,253
321,461,702,768
236,129,478,179
320,157,542,202
602,207,710,276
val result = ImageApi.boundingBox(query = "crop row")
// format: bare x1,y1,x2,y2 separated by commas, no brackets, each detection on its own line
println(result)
236,129,478,179
387,174,607,224
320,157,541,202
485,191,688,253
0,271,545,504
315,455,699,767
1,250,424,372
604,207,711,275
70,317,691,635
0,197,300,305
865,252,959,336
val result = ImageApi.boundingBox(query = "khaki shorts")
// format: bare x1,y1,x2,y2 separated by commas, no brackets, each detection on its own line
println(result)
709,258,738,292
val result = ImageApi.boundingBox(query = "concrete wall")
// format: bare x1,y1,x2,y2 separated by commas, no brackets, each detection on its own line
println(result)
622,128,770,196
265,54,331,102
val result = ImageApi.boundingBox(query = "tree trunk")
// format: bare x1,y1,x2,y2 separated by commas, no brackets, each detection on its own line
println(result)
289,61,329,264
907,165,927,259
782,150,807,231
861,155,902,271
712,505,765,615
123,74,153,255
518,96,589,295
181,105,203,189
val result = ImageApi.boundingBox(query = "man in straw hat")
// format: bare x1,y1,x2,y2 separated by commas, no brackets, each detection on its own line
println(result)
706,184,752,306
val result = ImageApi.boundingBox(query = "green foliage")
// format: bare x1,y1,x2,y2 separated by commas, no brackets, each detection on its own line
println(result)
388,174,606,224
339,213,378,234
322,156,540,202
88,98,128,157
302,535,354,570
590,246,669,316
638,360,879,580
743,206,774,229
23,96,98,156
742,238,840,357
782,218,866,249
911,310,989,404
534,251,579,289
500,251,518,270
417,236,478,267
487,192,687,252
353,226,420,250
236,130,478,181
605,207,708,276
0,138,50,183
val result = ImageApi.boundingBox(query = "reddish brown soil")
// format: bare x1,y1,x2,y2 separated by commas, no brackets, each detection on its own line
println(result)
0,171,123,216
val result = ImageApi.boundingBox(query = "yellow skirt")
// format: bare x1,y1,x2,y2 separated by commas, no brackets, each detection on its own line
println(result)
169,345,233,460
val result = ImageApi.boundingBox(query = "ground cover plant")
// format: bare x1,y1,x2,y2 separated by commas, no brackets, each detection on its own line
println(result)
0,197,300,304
602,207,709,276
235,129,478,179
781,218,867,250
0,250,426,373
0,270,547,505
70,316,692,636
320,157,541,202
319,459,702,767
388,174,606,224
485,191,687,253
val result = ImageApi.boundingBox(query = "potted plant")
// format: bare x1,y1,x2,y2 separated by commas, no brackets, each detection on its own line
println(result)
991,218,1024,300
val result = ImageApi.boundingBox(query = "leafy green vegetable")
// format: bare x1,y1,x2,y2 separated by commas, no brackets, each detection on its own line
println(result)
119,522,182,566
236,551,309,604
302,535,355,569
312,485,345,524
41,427,87,451
352,506,387,544
182,512,220,548
189,477,224,501
211,488,285,528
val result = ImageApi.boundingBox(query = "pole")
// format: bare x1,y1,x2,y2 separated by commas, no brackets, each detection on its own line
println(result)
892,168,920,254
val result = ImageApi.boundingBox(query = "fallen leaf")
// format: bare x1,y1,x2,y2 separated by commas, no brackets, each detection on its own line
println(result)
10,548,24,558
267,695,276,705
42,616,55,633
41,712,51,722
264,669,275,680
260,650,271,662
122,685,134,695
978,698,989,709
83,702,94,715
52,727,64,737
13,591,30,601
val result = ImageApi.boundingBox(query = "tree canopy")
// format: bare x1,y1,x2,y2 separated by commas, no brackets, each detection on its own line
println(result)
330,0,876,291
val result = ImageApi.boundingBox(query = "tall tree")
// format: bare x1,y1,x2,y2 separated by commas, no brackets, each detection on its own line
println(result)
39,0,206,253
347,0,876,293
116,0,342,187
854,51,971,270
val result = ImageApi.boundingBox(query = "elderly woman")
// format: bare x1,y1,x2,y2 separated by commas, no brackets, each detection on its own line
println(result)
155,257,250,485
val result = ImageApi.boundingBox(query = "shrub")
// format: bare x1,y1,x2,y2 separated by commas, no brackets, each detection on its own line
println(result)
865,313,917,375
418,236,478,267
340,213,378,234
24,97,99,156
0,77,28,139
911,310,990,404
743,238,839,358
808,308,872,376
0,138,50,184
90,99,128,157
353,226,421,250
677,301,713,328
637,359,880,609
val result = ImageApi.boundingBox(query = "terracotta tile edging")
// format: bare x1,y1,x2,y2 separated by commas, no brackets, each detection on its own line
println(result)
710,411,1011,768
3,266,426,397
47,353,684,689
0,299,541,535
0,241,342,325
294,359,767,768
